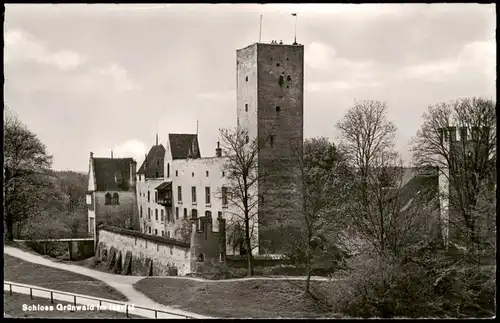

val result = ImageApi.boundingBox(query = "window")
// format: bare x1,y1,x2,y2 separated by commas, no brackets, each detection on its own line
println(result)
205,210,212,218
148,191,150,202
192,186,197,203
155,229,158,236
192,172,194,177
139,174,142,181
161,230,164,236
161,209,164,222
177,186,182,201
222,187,228,205
245,103,248,112
155,191,158,203
276,106,281,112
175,207,178,221
148,208,151,219
206,171,209,177
155,209,158,221
245,136,249,144
245,76,248,82
167,163,170,178
197,253,205,262
175,170,178,176
105,193,111,205
148,227,151,234
140,206,143,218
192,209,198,219
270,135,275,147
205,187,211,205
167,231,171,238
222,171,225,177
218,211,223,219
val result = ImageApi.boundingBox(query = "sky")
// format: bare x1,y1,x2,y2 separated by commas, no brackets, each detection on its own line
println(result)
4,4,496,172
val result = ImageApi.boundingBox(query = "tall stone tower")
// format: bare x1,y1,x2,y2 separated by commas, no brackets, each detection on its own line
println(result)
236,42,304,254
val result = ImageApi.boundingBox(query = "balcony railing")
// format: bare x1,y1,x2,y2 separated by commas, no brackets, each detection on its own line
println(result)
157,198,172,207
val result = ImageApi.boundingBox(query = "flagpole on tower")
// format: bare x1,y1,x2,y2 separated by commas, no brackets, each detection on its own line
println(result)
259,14,263,42
292,13,298,45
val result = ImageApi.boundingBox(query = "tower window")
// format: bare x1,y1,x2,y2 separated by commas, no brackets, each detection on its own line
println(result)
192,172,194,177
206,171,209,177
245,76,248,82
245,103,248,112
287,75,292,81
276,106,281,112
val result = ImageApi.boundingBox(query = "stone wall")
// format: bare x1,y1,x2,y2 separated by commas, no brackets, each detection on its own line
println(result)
97,225,190,276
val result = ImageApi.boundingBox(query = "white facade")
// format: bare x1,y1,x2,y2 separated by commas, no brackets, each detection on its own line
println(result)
136,140,259,256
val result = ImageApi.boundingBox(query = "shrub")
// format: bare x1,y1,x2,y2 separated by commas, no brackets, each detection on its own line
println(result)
336,244,495,318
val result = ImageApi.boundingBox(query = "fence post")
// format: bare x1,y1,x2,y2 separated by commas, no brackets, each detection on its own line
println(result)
74,295,77,306
155,310,157,319
9,284,12,296
126,305,129,318
99,300,102,311
50,291,53,304
30,288,33,299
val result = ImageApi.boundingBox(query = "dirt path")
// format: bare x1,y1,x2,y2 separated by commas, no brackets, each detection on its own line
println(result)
4,246,209,319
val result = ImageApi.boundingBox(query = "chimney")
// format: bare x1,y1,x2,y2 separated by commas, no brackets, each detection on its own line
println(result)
129,160,137,190
215,141,222,157
111,150,114,159
156,133,159,146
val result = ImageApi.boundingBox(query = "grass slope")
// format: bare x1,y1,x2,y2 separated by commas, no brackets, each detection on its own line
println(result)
134,277,343,318
4,254,127,301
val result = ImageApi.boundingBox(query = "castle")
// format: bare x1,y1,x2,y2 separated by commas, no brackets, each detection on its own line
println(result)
87,40,305,262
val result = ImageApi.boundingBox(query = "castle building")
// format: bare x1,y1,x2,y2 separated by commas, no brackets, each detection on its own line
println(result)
437,125,496,246
87,152,138,236
88,40,305,259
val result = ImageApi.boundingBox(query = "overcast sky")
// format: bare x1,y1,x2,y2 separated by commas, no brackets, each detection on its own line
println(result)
4,4,496,172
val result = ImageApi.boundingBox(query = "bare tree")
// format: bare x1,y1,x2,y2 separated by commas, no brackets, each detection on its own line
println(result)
289,137,352,293
218,127,263,276
336,100,433,257
411,97,496,262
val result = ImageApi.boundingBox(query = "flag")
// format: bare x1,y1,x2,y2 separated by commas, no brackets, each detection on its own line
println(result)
291,13,297,16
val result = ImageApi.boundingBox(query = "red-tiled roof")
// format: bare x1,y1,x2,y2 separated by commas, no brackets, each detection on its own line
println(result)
169,134,201,159
137,144,165,178
93,157,135,191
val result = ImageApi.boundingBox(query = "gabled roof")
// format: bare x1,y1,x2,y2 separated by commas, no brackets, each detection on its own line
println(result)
93,158,134,191
137,144,166,178
168,134,201,160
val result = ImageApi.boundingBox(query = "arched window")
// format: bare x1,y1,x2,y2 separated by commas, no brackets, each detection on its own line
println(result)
167,163,170,178
197,253,205,262
105,193,111,205
205,210,212,218
148,191,150,202
112,193,119,205
192,209,198,218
